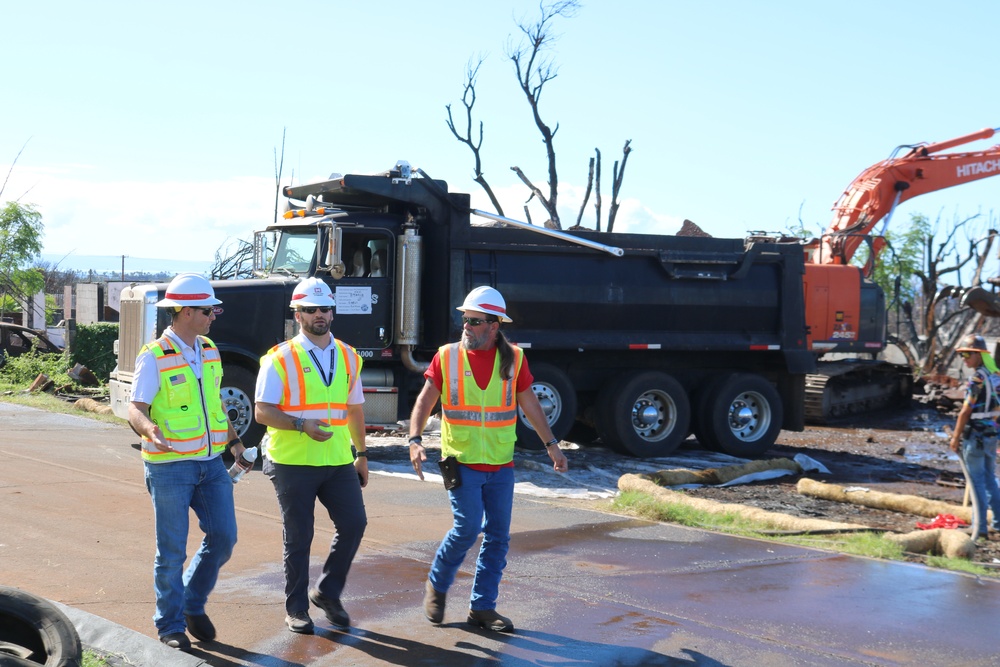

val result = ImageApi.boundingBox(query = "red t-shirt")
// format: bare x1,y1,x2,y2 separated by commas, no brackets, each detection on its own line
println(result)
424,346,533,470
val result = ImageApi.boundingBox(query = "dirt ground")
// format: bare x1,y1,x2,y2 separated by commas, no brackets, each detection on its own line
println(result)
679,402,1000,567
362,396,1000,569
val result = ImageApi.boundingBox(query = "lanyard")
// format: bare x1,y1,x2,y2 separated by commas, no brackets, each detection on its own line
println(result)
308,347,336,387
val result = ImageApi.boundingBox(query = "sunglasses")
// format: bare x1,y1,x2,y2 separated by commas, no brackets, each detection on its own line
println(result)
960,352,978,359
300,306,332,314
193,307,214,316
462,316,493,327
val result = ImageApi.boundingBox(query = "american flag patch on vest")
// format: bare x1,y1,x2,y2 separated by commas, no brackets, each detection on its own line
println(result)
169,374,186,385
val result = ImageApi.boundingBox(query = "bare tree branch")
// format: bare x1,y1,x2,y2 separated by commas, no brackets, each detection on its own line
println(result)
607,139,632,233
1,139,31,202
594,148,602,232
505,0,580,230
446,57,505,216
573,157,594,229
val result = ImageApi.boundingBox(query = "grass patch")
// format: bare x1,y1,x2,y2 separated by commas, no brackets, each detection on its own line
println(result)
83,648,112,666
0,385,122,426
610,489,999,578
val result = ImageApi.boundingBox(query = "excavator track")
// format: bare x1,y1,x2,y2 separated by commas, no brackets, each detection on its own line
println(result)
805,360,913,424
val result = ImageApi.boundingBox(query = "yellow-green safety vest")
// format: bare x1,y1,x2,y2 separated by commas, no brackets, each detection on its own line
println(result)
141,335,228,462
263,338,362,467
439,342,523,465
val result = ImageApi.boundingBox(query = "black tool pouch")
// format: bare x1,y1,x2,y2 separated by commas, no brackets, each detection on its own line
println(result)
438,456,462,491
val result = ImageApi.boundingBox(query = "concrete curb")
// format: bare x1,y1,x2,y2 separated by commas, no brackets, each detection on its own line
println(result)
53,601,207,667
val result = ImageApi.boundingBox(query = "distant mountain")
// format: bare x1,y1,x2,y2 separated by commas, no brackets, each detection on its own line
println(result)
40,254,213,275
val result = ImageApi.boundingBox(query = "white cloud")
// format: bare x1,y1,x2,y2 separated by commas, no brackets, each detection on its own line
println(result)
2,164,273,263
468,181,683,235
2,164,687,268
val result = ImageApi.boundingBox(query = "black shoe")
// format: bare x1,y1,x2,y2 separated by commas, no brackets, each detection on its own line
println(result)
285,610,315,634
309,588,350,628
184,613,216,642
160,632,192,650
423,580,446,624
467,609,514,633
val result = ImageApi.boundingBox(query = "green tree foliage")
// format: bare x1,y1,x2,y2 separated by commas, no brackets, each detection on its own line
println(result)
853,212,931,306
71,322,119,382
0,201,45,317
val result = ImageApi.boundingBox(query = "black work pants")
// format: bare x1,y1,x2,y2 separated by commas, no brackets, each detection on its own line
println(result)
265,460,367,614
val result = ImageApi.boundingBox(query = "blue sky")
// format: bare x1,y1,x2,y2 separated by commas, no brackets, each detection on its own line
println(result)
3,1,999,270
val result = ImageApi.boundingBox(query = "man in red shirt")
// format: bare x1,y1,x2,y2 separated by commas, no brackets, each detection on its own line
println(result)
408,286,568,633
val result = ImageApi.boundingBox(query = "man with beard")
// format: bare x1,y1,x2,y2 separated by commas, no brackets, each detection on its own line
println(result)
254,278,369,634
408,286,568,633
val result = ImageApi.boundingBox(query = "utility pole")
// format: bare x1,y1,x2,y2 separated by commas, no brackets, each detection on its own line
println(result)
121,255,128,281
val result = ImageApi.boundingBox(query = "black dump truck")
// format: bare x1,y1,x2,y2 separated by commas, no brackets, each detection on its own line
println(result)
110,163,818,459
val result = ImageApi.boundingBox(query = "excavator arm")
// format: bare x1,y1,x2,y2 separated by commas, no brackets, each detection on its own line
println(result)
806,127,1000,267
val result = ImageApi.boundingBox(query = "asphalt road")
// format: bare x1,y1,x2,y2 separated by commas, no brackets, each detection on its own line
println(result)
2,402,999,667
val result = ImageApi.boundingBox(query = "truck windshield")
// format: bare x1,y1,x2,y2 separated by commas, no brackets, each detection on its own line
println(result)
270,232,317,275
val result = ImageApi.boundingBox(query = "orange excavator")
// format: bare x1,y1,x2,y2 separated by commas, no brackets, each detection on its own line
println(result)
798,127,1000,421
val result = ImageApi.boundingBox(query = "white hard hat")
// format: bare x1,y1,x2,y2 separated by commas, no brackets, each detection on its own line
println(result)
457,286,512,323
290,277,335,308
156,273,222,308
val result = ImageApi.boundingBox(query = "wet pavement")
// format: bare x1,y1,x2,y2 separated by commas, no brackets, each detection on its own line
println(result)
2,402,999,666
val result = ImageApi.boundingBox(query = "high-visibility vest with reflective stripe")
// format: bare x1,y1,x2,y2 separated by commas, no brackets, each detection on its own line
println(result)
264,338,361,467
970,367,1000,421
142,336,228,462
439,342,523,465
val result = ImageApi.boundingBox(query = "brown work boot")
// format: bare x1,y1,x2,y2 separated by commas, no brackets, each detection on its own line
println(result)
467,608,514,633
423,580,446,624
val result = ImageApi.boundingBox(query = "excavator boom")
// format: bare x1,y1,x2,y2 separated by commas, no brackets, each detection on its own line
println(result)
807,127,1000,266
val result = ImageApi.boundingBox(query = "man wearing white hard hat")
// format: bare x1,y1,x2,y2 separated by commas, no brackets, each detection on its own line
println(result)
950,333,1000,539
128,273,243,651
408,286,569,633
254,277,368,635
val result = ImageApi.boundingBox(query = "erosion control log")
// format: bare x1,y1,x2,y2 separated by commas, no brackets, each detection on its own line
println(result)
796,478,985,525
618,473,868,533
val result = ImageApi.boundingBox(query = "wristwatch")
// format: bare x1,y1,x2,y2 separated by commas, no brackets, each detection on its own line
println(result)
293,417,306,433
354,449,368,458
408,436,423,446
545,438,560,448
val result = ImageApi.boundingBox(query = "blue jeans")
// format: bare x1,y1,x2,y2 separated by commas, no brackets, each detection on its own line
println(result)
429,466,514,611
144,457,237,637
961,434,1000,533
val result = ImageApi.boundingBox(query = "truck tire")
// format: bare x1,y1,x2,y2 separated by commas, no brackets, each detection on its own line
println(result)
221,364,264,449
696,373,782,459
0,586,82,666
516,363,577,450
596,371,690,458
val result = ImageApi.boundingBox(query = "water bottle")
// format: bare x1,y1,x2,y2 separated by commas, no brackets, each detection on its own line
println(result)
229,446,258,483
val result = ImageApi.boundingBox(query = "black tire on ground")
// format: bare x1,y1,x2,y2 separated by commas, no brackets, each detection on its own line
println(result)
0,586,82,667
221,364,265,449
595,371,691,458
516,363,577,450
697,372,782,458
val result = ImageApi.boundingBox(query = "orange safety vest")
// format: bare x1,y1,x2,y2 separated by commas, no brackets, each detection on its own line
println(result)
141,336,228,462
439,342,523,465
263,338,362,466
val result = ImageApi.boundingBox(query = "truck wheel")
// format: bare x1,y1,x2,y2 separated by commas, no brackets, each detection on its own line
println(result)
221,365,264,449
516,363,577,450
0,586,82,666
698,373,782,458
596,371,690,458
